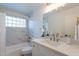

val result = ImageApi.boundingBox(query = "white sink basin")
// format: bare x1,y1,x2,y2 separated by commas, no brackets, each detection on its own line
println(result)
41,39,67,47
42,39,59,46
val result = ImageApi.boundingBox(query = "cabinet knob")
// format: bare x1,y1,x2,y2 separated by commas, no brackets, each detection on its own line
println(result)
33,45,35,47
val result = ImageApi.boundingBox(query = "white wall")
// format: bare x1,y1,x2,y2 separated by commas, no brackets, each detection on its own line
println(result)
28,4,46,38
48,6,79,38
0,12,6,55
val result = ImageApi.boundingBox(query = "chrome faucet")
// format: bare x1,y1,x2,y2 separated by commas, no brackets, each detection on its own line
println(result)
52,34,55,41
46,33,52,41
45,33,60,42
56,33,60,42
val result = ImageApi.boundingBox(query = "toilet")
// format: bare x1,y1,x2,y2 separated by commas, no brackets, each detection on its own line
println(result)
21,45,32,55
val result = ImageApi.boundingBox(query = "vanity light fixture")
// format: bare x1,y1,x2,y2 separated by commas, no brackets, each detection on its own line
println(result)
44,3,67,13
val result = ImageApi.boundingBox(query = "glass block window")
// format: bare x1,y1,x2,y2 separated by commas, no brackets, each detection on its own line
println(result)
5,16,26,27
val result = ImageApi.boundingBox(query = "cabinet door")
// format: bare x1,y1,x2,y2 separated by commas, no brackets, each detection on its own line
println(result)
32,42,44,56
32,42,67,56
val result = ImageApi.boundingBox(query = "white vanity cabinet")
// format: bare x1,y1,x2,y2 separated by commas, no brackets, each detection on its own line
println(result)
32,42,66,56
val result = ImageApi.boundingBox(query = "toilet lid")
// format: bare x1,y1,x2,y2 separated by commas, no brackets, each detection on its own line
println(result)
22,46,32,52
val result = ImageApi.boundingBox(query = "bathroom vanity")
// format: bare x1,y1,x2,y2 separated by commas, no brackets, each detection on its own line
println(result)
32,39,79,56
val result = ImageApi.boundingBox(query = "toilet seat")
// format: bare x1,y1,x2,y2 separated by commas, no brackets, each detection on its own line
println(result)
21,46,32,54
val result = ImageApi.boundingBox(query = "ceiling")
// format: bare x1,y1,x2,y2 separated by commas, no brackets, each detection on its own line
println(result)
0,3,43,17
0,3,79,17
44,3,79,16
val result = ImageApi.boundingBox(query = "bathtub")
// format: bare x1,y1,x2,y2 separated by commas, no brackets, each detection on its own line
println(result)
6,42,32,56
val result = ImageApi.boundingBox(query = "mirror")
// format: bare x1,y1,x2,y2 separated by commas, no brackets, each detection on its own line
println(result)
43,5,77,41
41,14,48,37
43,12,66,37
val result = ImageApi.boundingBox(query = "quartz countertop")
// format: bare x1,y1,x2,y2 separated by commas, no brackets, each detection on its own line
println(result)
32,38,79,56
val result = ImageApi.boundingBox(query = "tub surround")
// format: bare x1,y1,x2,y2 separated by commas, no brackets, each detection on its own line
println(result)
32,38,79,56
6,42,31,56
6,27,28,46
